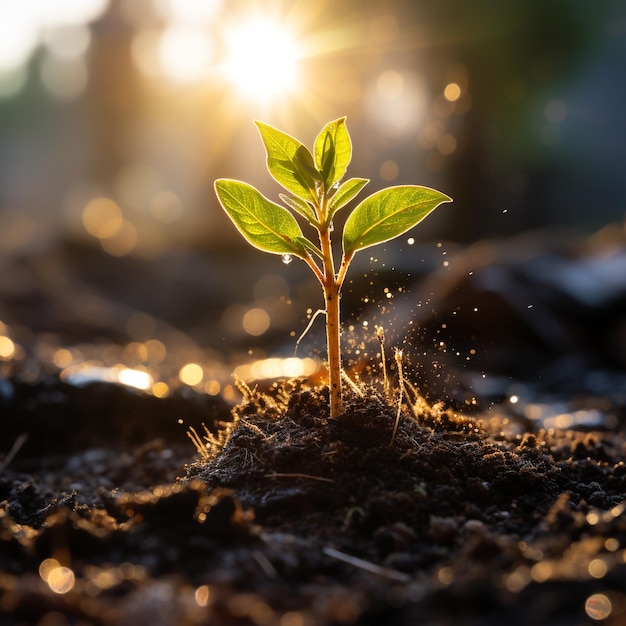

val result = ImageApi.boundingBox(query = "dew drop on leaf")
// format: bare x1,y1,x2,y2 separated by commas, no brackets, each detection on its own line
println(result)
282,254,293,265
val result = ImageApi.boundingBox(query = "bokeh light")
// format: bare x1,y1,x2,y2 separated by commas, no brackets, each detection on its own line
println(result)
585,593,612,621
158,26,214,83
0,336,16,360
39,558,76,595
82,197,123,239
180,362,204,386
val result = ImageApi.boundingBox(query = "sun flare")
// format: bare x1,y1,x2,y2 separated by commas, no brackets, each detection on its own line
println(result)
223,18,301,101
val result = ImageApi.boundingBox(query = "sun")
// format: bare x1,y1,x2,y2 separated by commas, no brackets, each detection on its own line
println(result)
223,18,302,102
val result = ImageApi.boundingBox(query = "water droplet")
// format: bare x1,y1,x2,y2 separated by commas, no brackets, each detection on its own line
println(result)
328,222,334,232
282,254,292,265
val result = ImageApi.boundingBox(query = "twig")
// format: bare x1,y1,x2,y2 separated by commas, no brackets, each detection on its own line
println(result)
376,326,389,399
264,472,334,483
0,433,29,473
251,550,278,579
294,308,326,357
322,546,411,583
389,348,405,445
342,370,363,396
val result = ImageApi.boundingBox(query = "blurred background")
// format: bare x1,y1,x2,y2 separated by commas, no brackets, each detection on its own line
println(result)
1,0,625,408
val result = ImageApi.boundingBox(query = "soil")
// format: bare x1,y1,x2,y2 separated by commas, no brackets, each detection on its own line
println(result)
2,230,626,625
1,373,626,626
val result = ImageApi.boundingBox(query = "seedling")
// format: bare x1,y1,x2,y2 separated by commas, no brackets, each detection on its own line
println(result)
215,118,451,419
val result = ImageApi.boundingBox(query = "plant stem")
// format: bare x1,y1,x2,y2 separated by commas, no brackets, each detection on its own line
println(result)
325,276,342,419
318,218,342,419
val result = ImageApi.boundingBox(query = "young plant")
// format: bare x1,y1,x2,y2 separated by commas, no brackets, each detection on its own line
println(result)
214,118,451,419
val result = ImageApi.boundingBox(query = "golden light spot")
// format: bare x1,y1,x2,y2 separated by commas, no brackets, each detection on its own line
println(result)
53,348,73,368
152,381,169,398
117,368,153,391
82,197,123,239
588,558,608,579
0,336,15,360
144,339,166,365
554,413,573,428
41,559,75,595
437,134,457,156
443,82,462,102
280,611,305,626
233,357,317,382
195,584,213,607
48,567,75,594
242,308,270,336
222,384,236,402
100,219,137,256
605,538,620,552
124,342,148,366
205,380,221,396
585,593,612,621
586,511,601,525
39,558,60,581
180,362,204,386
530,561,552,583
380,160,399,181
504,568,529,592
437,566,453,585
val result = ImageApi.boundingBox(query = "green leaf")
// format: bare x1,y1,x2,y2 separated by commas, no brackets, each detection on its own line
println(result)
215,179,309,258
279,193,319,226
296,236,324,260
328,177,369,220
342,185,452,257
314,117,352,191
255,121,320,203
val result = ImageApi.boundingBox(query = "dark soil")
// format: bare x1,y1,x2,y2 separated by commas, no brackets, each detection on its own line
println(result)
2,374,626,626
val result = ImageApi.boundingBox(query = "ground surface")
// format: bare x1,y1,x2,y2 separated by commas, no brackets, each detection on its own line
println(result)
1,374,626,626
2,229,626,624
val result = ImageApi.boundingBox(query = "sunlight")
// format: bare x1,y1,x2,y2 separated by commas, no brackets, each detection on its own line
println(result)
223,18,301,101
